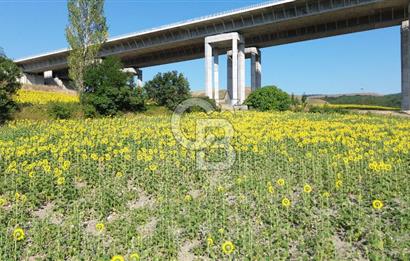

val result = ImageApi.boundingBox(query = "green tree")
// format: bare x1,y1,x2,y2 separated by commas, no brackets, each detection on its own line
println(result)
81,57,145,116
66,0,108,92
301,93,308,104
0,47,5,58
144,71,191,110
245,86,291,111
0,56,22,123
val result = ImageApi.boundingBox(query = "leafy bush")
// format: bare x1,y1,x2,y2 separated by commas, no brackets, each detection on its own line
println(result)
309,105,349,114
48,102,75,119
81,57,145,116
0,56,21,123
245,86,291,111
144,71,191,110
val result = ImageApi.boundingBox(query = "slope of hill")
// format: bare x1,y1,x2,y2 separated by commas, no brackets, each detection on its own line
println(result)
322,93,401,108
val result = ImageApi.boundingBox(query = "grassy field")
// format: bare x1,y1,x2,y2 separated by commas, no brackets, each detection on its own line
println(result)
316,104,401,111
0,109,409,260
322,94,401,108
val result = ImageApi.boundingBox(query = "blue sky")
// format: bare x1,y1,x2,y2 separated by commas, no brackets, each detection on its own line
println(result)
0,0,400,94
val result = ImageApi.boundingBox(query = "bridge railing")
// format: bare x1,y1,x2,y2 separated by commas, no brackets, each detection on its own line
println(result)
110,0,287,40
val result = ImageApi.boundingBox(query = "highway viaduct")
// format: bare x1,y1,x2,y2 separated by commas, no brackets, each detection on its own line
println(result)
14,0,410,112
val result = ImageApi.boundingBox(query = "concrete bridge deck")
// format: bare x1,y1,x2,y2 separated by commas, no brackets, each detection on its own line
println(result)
15,0,408,72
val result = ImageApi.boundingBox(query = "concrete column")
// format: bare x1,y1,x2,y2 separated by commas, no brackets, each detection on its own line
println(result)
251,52,257,91
231,38,238,105
256,50,262,89
213,49,219,102
238,41,246,104
137,69,143,87
205,42,213,99
401,20,410,113
227,55,232,100
44,70,53,85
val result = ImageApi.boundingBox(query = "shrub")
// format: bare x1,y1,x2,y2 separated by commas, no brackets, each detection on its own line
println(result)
47,102,75,119
0,56,22,123
82,103,98,118
81,57,146,116
245,86,291,111
144,71,191,110
308,105,349,114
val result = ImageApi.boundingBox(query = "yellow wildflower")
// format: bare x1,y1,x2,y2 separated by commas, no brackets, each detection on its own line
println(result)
303,184,312,193
111,255,124,261
282,197,291,207
277,178,285,186
13,228,25,241
372,199,384,210
222,241,235,255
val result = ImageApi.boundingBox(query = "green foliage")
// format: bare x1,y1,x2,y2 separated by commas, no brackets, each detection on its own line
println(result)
245,86,291,111
66,0,108,92
290,93,300,106
0,56,22,123
81,57,146,116
324,94,401,108
144,71,191,110
47,102,75,119
308,105,349,114
301,93,308,104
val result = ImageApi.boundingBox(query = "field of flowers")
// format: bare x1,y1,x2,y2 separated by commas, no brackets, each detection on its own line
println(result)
15,89,79,105
0,111,409,260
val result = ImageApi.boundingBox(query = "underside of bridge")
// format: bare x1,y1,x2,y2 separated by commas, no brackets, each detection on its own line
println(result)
15,0,410,111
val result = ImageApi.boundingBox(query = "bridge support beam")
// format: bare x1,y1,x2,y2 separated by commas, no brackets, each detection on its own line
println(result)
20,73,45,85
401,20,410,113
136,69,143,88
228,47,262,95
205,32,244,105
213,49,219,101
123,68,143,88
43,70,67,89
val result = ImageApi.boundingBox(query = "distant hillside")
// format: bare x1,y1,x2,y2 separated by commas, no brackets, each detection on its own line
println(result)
323,93,401,108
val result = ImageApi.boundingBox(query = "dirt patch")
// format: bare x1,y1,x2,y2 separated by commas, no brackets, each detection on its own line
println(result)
138,218,157,238
84,220,102,236
177,240,204,261
332,234,366,261
188,190,202,199
32,202,63,225
75,180,87,189
127,191,155,210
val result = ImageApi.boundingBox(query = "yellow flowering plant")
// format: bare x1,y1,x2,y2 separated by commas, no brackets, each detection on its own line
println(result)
0,111,408,259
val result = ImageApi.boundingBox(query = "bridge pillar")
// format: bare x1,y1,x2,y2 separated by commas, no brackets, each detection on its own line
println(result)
43,70,68,89
250,48,262,91
205,32,243,105
228,47,261,95
205,41,213,99
401,20,410,113
238,41,246,103
231,36,239,105
213,49,219,102
256,49,262,89
123,68,143,88
136,69,143,88
227,55,232,100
